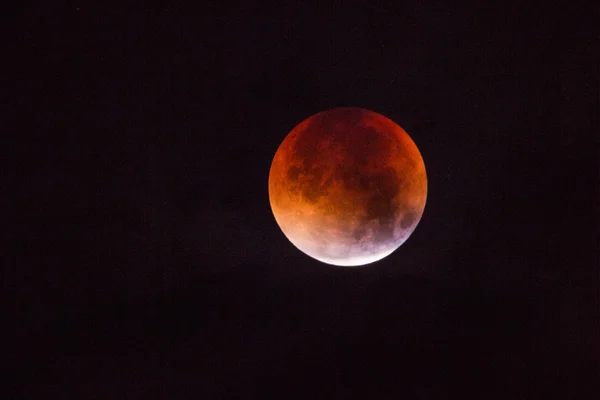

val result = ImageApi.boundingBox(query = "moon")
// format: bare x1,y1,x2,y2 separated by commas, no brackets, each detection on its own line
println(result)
268,107,427,266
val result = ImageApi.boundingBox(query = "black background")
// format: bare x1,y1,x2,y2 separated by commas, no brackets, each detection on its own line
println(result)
4,1,598,398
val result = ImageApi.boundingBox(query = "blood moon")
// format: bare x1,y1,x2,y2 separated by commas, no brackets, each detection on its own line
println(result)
268,107,427,266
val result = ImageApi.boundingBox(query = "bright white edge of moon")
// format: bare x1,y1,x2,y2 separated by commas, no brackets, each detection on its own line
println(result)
282,223,419,267
315,248,398,267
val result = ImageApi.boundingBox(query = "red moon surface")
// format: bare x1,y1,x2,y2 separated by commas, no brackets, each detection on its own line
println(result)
268,107,427,266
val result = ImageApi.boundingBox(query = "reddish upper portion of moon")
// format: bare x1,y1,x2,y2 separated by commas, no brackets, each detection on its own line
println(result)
269,107,427,266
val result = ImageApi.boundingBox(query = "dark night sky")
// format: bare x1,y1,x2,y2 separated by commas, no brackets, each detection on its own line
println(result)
4,1,598,398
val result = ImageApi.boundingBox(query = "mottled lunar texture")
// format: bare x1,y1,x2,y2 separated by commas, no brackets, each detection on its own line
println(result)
269,107,427,266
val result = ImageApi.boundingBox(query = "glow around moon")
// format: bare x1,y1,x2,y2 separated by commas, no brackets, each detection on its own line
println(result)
268,107,427,266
